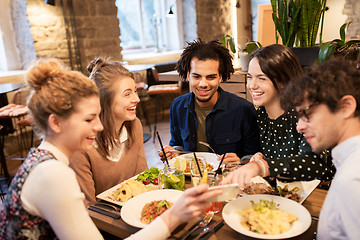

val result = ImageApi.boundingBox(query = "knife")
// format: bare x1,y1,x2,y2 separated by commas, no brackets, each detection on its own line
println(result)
192,220,224,240
88,205,121,219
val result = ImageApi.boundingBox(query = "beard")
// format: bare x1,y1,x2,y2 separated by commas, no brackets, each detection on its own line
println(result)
194,87,218,103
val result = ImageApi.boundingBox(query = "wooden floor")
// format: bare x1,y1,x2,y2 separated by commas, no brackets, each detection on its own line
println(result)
142,112,171,169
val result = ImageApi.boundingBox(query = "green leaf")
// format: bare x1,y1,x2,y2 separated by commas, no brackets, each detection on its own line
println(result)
221,34,236,54
243,42,261,55
345,40,360,46
339,22,352,43
137,167,160,182
318,42,336,62
229,37,236,53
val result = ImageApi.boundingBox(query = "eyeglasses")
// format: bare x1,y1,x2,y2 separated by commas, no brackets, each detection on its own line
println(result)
296,102,319,122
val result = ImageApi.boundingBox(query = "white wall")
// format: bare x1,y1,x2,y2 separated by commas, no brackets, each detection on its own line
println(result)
321,0,347,42
251,0,347,44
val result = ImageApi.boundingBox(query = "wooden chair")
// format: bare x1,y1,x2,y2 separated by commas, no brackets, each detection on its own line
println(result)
147,67,183,142
11,89,34,158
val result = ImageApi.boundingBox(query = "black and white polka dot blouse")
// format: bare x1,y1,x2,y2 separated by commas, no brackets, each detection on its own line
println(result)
257,106,335,182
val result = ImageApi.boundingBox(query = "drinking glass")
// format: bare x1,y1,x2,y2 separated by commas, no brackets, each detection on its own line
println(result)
190,156,206,187
160,166,185,191
204,172,223,213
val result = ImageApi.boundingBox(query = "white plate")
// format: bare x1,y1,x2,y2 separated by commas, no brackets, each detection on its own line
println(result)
121,189,183,228
222,194,311,239
247,176,320,204
169,152,219,175
96,174,159,206
276,179,321,204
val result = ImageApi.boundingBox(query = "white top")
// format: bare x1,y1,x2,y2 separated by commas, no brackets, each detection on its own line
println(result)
93,127,128,162
21,141,171,240
317,136,360,240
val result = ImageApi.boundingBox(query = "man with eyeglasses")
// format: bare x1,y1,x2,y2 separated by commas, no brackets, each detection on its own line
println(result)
158,39,261,162
280,58,360,240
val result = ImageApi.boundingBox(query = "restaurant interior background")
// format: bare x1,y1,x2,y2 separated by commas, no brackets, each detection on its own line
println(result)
0,0,359,180
1,0,359,73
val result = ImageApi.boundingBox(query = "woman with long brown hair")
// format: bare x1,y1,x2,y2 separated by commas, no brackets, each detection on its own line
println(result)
223,44,335,187
70,57,148,204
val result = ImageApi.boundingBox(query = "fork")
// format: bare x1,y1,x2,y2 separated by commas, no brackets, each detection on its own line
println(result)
198,141,219,156
179,211,214,240
192,220,224,240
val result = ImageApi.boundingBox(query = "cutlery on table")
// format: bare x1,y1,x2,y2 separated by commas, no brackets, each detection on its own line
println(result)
192,220,224,240
198,141,219,157
177,211,214,240
88,204,121,219
95,202,121,212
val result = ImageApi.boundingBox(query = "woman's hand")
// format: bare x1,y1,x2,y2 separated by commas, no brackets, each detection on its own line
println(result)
221,162,263,189
160,184,222,232
158,145,180,162
250,152,266,162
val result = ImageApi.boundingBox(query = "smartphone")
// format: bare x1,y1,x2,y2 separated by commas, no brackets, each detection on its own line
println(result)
206,183,240,202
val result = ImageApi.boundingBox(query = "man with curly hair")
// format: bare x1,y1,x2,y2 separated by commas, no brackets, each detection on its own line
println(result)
280,58,360,239
159,39,261,163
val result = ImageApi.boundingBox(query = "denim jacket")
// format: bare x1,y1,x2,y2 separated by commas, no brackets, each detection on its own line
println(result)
169,88,261,158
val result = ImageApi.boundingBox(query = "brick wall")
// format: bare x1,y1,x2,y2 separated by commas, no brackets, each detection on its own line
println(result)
195,0,234,41
71,0,122,71
27,0,69,65
25,0,122,72
344,0,360,38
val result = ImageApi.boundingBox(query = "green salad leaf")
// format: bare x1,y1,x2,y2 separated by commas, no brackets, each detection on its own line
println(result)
137,167,160,182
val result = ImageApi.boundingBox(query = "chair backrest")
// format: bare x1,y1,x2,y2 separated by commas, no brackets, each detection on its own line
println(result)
147,61,177,86
12,89,29,105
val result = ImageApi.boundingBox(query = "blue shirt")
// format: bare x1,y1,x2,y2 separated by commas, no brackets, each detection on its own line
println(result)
317,135,360,240
169,88,261,157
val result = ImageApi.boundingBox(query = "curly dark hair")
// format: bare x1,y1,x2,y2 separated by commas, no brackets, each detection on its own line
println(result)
249,44,303,93
176,39,234,81
280,57,360,117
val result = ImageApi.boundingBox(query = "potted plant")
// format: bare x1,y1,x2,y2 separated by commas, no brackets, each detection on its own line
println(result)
270,0,327,67
270,0,327,47
318,22,360,63
222,35,262,71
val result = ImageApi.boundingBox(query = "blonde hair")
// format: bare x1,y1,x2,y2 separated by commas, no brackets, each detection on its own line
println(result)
26,58,99,138
87,57,135,159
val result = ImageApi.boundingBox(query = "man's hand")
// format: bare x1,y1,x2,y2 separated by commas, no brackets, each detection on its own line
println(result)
158,145,180,162
218,152,240,168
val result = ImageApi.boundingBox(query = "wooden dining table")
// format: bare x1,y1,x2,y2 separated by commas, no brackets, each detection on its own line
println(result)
89,178,327,240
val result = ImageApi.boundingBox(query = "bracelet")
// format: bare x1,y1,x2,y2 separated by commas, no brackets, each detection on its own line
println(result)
251,158,269,177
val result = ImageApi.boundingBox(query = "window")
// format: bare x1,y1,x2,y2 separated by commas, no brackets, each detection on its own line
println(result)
116,0,182,55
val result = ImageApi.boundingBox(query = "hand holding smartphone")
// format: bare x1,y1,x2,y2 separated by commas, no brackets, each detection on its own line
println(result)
206,183,240,202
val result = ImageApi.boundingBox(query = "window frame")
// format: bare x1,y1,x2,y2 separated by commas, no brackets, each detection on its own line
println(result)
117,0,182,56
